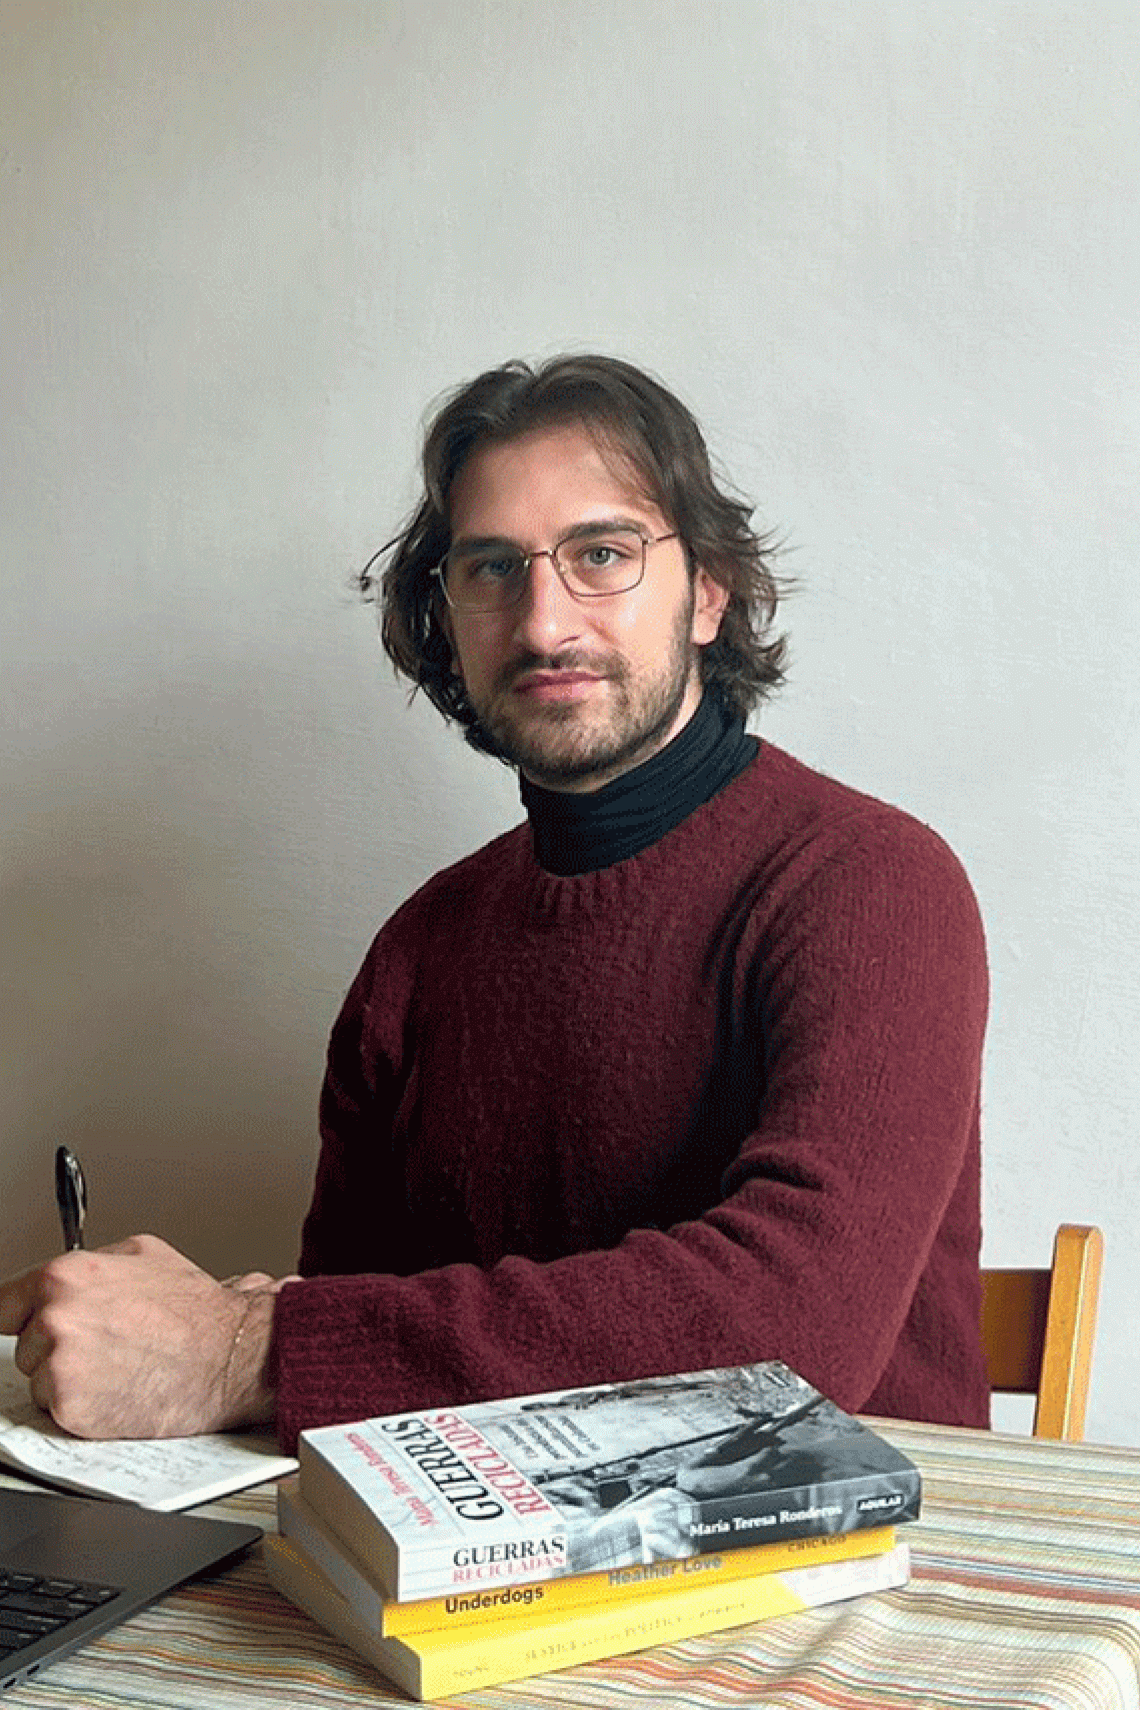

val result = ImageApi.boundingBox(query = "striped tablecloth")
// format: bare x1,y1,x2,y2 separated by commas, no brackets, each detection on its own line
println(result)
5,1420,1139,1709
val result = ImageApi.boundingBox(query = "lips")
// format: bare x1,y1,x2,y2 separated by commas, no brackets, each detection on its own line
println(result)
511,670,606,701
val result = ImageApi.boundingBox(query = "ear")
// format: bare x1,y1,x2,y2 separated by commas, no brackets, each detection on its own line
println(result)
690,567,730,646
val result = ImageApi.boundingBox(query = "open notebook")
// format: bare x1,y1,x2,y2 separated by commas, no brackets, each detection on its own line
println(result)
1,1337,296,1511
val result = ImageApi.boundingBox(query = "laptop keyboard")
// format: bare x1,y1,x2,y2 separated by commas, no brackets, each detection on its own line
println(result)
0,1570,120,1659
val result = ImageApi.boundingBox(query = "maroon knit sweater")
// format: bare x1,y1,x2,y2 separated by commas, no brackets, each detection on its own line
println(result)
273,743,989,1452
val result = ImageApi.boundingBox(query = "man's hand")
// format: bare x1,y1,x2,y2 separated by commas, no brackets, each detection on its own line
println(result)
0,1235,283,1440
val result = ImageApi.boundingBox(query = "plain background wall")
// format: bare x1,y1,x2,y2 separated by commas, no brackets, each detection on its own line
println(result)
3,1,1138,1445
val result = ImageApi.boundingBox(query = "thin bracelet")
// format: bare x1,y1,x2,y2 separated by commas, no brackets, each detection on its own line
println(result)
221,1294,258,1422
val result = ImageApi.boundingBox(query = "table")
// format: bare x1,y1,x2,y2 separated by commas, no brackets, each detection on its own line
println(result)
4,1420,1139,1709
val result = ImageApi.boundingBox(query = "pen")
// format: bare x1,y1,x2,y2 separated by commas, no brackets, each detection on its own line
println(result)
55,1145,87,1252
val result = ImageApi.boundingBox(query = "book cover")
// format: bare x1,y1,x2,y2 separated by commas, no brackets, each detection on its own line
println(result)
277,1473,897,1637
297,1361,920,1601
265,1530,911,1700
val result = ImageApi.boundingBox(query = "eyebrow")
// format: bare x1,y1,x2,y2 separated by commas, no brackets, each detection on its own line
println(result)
449,516,651,553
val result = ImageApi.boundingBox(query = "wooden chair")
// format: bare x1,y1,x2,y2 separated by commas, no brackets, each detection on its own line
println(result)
980,1224,1104,1442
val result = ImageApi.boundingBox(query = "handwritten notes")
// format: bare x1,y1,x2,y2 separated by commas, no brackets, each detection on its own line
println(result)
0,1336,296,1510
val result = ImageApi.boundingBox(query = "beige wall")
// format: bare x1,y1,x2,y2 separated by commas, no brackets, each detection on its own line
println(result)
3,1,1139,1443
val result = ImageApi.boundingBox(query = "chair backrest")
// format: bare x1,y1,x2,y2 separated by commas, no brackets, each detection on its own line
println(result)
980,1224,1104,1442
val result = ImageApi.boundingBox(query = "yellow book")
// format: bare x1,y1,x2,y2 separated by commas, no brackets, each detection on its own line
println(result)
265,1531,910,1700
278,1474,896,1637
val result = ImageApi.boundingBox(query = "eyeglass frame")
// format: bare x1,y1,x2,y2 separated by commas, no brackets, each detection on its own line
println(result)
432,525,681,613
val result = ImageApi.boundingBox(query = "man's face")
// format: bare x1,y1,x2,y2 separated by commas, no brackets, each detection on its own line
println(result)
442,424,728,793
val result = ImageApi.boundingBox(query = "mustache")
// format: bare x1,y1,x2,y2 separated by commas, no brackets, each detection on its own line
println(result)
498,650,625,688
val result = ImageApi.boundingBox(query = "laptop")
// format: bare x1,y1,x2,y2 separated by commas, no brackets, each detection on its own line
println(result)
0,1486,261,1692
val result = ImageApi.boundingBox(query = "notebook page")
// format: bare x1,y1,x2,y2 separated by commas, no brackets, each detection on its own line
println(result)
0,1336,296,1510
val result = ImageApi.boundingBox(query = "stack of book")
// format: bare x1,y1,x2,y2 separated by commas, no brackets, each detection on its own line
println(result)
265,1361,919,1700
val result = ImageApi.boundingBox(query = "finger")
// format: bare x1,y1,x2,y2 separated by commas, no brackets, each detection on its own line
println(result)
26,1361,83,1435
14,1320,51,1377
225,1272,275,1293
0,1267,44,1336
28,1361,57,1419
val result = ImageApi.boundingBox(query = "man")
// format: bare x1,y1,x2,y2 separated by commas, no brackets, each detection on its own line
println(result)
0,355,990,1449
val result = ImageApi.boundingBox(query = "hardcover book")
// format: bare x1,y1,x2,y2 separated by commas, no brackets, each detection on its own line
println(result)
265,1530,911,1700
297,1361,920,1602
277,1473,897,1637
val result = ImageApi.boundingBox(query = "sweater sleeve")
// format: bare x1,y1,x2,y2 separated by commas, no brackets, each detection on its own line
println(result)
273,811,988,1451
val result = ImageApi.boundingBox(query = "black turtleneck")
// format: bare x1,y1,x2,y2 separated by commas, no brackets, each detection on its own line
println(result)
520,691,759,876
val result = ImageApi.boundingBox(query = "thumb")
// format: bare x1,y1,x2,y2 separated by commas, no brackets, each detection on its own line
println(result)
224,1272,276,1293
0,1266,44,1337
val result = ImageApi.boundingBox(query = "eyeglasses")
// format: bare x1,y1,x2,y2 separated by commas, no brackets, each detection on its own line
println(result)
433,525,679,614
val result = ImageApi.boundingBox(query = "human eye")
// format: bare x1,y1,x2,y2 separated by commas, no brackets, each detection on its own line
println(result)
567,531,642,574
582,542,623,568
455,549,522,589
475,552,520,582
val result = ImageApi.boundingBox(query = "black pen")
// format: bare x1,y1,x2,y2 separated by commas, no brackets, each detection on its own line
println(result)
55,1145,87,1252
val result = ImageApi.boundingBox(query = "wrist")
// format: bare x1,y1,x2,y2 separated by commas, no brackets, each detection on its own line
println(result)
218,1290,278,1429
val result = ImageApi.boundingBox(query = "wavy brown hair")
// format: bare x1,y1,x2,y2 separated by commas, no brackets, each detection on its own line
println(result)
363,355,789,756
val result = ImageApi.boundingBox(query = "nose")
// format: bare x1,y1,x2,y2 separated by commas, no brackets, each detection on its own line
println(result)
509,550,584,650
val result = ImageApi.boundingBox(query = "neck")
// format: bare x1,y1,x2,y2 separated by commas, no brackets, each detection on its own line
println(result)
520,692,758,876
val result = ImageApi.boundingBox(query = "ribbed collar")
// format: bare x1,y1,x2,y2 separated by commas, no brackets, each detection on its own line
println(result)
520,692,758,876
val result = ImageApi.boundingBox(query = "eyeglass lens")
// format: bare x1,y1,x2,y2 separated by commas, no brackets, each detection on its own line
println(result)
442,526,647,612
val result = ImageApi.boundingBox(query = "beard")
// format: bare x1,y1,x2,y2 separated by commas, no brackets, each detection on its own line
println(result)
466,591,701,790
